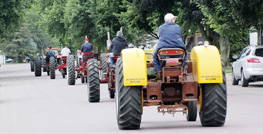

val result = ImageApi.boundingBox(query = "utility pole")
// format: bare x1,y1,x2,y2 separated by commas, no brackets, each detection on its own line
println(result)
107,31,111,50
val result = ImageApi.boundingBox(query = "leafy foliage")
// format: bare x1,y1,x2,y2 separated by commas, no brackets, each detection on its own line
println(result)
0,23,37,62
0,0,24,37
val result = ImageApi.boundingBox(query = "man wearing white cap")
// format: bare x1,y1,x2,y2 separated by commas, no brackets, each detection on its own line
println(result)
153,13,187,79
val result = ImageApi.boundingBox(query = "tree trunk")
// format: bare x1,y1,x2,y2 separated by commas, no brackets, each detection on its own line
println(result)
219,36,230,67
186,36,194,52
198,24,209,42
258,25,262,46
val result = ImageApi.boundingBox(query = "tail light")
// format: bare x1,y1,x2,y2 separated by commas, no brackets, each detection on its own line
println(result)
247,58,260,63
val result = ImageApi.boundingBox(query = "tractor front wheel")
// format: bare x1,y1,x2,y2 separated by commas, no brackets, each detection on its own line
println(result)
186,96,197,121
30,60,34,72
50,57,56,79
67,55,76,85
115,58,142,130
61,69,66,78
87,59,100,102
109,90,115,99
199,60,227,126
81,75,85,83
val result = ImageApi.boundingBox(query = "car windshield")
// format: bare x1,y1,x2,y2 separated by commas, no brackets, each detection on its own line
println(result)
255,48,263,57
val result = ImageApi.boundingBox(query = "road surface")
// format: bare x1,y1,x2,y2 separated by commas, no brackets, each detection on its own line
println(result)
0,64,263,134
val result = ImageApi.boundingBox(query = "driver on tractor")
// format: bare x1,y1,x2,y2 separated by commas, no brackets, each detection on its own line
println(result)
61,44,71,56
109,31,128,67
81,37,93,61
46,46,56,63
153,13,187,79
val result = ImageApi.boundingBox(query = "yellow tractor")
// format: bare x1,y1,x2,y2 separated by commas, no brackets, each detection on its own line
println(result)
115,44,227,129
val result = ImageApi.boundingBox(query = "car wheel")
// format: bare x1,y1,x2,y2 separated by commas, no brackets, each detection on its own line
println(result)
241,70,249,87
232,69,239,85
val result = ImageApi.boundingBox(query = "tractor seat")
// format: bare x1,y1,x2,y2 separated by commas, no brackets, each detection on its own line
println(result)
62,56,67,63
83,52,94,61
158,48,185,67
62,56,67,59
158,48,185,60
112,56,119,60
83,52,94,56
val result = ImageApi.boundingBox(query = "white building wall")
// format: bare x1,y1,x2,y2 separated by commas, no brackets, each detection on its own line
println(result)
0,50,5,64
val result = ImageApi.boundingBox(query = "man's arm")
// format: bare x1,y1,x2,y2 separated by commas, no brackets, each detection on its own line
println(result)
81,45,84,52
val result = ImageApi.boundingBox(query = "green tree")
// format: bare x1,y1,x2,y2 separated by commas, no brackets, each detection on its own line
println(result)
0,23,37,63
196,0,249,66
0,0,24,37
226,0,263,45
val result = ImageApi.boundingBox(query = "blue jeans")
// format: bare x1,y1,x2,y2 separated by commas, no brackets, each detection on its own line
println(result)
46,54,55,63
110,53,114,67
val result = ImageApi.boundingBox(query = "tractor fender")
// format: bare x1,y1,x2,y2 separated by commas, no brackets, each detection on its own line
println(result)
121,48,147,86
144,49,154,62
191,45,223,83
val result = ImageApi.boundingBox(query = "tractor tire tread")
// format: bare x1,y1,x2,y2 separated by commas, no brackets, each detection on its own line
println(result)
50,57,56,79
88,59,100,102
200,59,227,126
34,56,42,76
116,58,141,130
67,55,76,85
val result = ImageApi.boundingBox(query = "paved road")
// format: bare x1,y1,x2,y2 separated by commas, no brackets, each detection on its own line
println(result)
0,64,263,134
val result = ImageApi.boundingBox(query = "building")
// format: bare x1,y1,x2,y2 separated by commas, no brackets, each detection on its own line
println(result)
0,50,6,64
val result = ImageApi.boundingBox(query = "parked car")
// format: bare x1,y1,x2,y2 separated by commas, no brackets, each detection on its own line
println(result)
232,45,263,87
5,58,13,63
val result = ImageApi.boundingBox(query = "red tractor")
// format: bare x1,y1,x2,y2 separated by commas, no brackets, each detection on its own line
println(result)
76,51,99,83
50,55,68,79
99,53,120,99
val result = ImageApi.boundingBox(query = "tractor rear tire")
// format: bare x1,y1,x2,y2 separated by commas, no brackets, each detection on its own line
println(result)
232,69,238,85
109,90,115,99
186,96,197,121
30,60,34,72
87,59,100,102
115,58,142,130
77,58,80,78
241,70,249,87
67,55,76,85
50,57,56,79
34,56,42,77
100,53,107,74
199,60,227,127
43,60,47,72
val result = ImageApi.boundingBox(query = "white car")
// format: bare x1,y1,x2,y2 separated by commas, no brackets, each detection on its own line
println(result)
232,45,263,87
